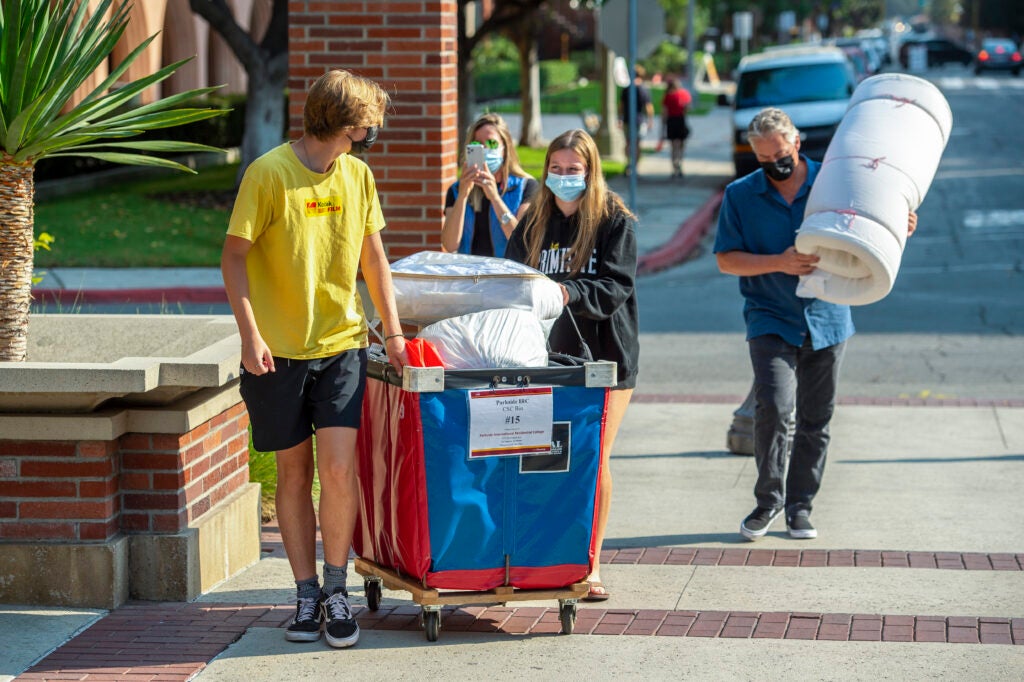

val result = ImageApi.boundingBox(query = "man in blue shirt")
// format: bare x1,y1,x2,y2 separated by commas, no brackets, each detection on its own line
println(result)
714,107,915,542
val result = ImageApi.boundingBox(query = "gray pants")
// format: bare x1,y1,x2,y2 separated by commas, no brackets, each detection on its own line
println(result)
748,334,846,516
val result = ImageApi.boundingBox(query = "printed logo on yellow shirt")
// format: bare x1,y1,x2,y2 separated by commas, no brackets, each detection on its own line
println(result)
304,196,343,218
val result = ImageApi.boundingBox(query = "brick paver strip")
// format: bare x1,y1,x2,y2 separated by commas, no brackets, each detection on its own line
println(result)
630,393,1024,408
598,547,1023,571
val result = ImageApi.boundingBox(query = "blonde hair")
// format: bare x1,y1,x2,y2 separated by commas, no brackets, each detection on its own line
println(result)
462,113,531,212
304,69,389,140
519,129,633,276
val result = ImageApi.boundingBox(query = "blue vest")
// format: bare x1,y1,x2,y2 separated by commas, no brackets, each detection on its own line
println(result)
456,174,528,257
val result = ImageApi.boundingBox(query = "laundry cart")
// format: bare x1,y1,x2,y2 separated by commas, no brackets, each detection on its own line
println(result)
353,351,616,641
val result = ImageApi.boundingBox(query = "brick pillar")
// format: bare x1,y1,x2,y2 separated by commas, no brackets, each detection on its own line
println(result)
288,0,459,258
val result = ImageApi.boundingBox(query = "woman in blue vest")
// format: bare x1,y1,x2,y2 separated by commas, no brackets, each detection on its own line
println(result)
441,114,539,257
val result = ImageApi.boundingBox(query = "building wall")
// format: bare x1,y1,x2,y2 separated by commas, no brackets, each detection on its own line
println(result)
287,1,459,257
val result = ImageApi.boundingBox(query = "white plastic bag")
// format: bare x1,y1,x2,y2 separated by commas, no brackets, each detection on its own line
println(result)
417,308,549,369
390,251,563,325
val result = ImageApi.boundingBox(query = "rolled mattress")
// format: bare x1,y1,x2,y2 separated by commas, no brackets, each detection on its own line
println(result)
795,73,952,305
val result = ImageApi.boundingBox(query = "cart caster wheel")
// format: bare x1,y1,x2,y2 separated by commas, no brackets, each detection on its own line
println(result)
424,610,441,642
364,579,382,611
559,603,577,634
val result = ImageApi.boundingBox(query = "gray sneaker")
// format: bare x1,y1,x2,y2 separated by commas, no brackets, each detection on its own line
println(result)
787,511,818,539
285,595,323,642
322,589,360,648
740,506,783,541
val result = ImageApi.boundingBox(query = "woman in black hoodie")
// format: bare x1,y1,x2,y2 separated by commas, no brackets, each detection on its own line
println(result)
506,129,639,602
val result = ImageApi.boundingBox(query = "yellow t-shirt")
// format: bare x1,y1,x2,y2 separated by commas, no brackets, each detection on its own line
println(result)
227,143,385,359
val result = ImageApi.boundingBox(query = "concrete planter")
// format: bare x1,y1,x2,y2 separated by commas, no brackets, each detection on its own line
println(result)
0,315,260,609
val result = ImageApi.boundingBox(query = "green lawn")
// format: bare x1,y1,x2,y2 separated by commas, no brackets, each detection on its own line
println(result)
489,82,716,117
34,163,238,268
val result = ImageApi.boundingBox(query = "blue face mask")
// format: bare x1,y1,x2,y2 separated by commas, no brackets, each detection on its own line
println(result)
545,173,587,202
485,148,504,174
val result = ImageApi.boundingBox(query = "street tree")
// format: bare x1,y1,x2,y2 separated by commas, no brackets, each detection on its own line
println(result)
188,0,287,184
0,0,225,362
457,0,547,143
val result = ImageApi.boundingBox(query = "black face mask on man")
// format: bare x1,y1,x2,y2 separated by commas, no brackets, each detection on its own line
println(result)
349,126,378,154
761,154,795,182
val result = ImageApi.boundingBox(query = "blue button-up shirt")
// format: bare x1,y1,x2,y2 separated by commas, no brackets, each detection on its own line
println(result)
713,157,854,350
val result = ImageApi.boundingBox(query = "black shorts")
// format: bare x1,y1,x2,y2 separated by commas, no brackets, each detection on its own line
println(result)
666,116,690,141
239,348,368,452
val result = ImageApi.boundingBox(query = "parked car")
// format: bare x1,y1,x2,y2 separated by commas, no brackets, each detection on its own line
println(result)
899,37,972,68
827,37,882,74
722,46,856,177
839,45,872,81
974,38,1022,75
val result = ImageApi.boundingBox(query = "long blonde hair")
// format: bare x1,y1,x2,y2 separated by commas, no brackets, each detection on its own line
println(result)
519,129,633,276
462,113,530,212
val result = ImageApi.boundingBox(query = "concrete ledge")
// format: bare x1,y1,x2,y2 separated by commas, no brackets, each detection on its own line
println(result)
0,536,129,610
0,314,241,413
0,381,242,441
129,482,261,601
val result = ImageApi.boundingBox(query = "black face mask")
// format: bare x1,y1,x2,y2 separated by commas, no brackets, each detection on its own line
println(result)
761,154,795,181
349,126,378,154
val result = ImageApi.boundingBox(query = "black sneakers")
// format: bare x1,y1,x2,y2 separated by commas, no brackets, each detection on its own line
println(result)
740,506,783,541
322,588,360,648
787,510,818,539
285,595,323,642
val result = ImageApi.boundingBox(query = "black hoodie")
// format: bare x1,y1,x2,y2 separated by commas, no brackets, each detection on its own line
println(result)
506,201,639,388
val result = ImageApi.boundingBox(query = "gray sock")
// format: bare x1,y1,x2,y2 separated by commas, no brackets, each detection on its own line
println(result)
296,575,321,601
322,562,348,596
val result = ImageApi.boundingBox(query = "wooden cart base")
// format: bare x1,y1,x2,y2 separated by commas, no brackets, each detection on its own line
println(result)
354,557,588,641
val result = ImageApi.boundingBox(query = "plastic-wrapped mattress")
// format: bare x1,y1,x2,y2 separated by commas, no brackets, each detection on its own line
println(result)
390,251,564,325
795,73,952,305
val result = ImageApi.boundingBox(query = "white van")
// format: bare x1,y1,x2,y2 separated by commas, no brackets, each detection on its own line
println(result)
724,46,857,177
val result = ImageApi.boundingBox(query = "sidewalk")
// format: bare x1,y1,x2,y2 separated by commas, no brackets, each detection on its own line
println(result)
6,109,1024,680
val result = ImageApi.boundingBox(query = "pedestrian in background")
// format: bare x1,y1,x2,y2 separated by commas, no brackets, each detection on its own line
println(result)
505,129,639,601
221,69,408,648
441,113,539,257
660,77,692,179
618,65,654,176
713,107,916,542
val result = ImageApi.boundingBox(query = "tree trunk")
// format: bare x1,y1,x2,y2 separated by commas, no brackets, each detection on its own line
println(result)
458,54,476,141
0,161,35,362
236,52,288,186
517,33,543,148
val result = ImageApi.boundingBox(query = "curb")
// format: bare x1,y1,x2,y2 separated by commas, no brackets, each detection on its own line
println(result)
33,286,228,305
637,188,724,276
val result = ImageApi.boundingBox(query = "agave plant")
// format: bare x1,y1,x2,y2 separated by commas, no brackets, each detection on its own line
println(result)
0,0,226,362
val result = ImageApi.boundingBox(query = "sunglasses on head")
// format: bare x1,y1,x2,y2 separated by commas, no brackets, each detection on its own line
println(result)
468,139,501,150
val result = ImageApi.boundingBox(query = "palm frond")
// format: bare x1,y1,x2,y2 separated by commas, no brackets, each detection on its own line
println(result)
44,150,202,174
0,0,226,166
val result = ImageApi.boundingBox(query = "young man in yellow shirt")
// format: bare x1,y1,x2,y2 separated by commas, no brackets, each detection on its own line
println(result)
222,69,407,649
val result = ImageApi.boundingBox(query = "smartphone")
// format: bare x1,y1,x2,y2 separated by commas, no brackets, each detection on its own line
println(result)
465,144,487,168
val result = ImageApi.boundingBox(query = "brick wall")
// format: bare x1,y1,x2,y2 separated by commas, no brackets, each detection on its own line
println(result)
121,402,250,535
0,404,250,542
287,0,459,258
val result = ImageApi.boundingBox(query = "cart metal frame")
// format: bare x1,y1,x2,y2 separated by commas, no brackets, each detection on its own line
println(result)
355,557,587,640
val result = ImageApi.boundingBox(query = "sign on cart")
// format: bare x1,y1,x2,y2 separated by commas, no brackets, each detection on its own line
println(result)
468,386,554,458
